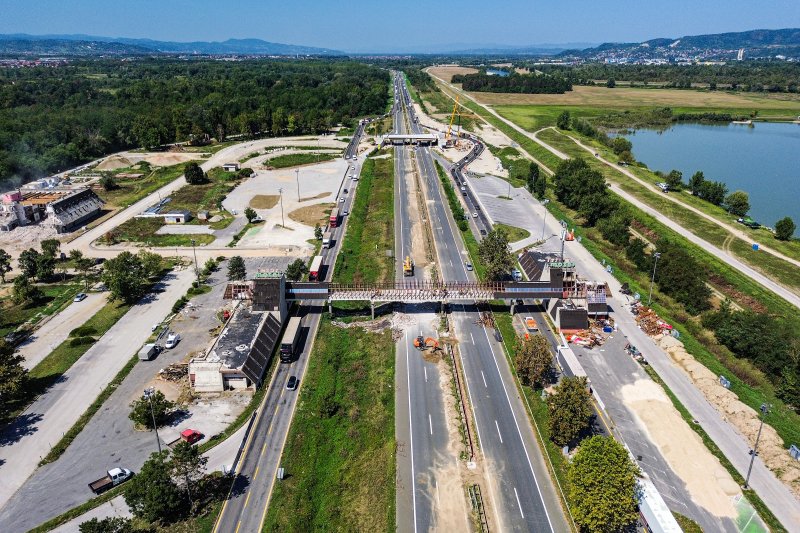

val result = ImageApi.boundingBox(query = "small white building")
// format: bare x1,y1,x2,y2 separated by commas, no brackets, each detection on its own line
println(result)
222,163,240,172
163,210,192,224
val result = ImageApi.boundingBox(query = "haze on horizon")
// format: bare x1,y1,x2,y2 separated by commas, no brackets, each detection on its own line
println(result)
0,0,798,53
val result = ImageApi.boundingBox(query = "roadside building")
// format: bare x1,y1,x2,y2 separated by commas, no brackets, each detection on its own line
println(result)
0,187,103,233
45,188,104,233
163,210,192,224
222,163,240,172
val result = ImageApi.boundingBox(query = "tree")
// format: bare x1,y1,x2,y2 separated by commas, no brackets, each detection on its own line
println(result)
568,436,641,533
0,249,11,282
556,111,571,130
514,335,552,387
526,162,540,194
314,223,323,241
184,162,206,185
478,228,514,281
75,257,95,291
36,253,56,281
697,180,727,206
775,216,795,241
610,137,632,156
244,207,257,223
547,376,593,447
137,250,163,279
0,341,28,419
170,440,208,506
124,452,185,523
533,173,547,199
18,248,41,279
102,251,147,304
12,275,43,305
99,175,118,191
227,256,247,281
129,389,175,429
665,169,683,189
688,171,705,195
285,258,308,281
40,238,61,258
79,517,134,533
606,78,616,88
724,190,750,217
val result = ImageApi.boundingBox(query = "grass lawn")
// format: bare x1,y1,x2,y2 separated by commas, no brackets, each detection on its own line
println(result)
263,318,395,532
333,156,394,284
104,217,215,247
494,222,530,242
98,163,188,208
266,152,337,169
0,282,82,337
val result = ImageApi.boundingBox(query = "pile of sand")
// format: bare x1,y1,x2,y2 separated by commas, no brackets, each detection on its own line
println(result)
96,155,132,171
655,334,800,497
621,380,740,518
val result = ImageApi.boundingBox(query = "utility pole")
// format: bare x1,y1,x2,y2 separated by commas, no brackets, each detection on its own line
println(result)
647,252,662,306
296,168,300,201
279,188,285,228
540,199,550,240
143,387,162,454
743,403,769,489
190,239,199,283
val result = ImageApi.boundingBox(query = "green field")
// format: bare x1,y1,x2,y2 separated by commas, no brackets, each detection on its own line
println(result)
263,318,395,532
494,222,530,243
333,156,395,284
266,152,337,169
98,163,189,208
0,282,82,337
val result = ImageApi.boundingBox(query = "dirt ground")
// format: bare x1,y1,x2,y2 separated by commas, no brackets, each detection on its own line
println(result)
428,66,479,83
96,155,133,171
249,194,280,209
404,156,434,279
656,334,800,497
620,379,740,519
288,202,335,226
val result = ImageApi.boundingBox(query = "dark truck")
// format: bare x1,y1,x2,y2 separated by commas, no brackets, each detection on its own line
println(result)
88,467,133,494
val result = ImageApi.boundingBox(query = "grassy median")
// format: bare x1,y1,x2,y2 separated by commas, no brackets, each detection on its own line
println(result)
263,318,395,532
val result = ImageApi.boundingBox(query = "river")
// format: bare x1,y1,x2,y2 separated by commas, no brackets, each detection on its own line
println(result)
620,122,800,233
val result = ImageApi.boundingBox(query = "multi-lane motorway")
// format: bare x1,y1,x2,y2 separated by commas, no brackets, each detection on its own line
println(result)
394,72,568,532
213,127,367,533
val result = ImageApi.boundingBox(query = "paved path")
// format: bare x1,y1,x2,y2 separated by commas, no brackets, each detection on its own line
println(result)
0,268,195,511
18,292,107,369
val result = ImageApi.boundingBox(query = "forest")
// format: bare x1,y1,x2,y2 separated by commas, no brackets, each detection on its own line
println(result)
533,62,800,92
451,71,572,94
0,59,390,186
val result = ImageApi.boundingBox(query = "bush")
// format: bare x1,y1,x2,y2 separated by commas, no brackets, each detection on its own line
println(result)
69,325,98,337
172,296,188,314
68,336,96,347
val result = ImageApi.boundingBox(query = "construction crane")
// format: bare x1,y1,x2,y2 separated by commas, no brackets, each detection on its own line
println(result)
446,95,462,146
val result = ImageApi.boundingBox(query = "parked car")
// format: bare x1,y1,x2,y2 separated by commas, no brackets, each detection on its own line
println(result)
286,376,299,390
180,429,203,445
73,292,87,302
251,216,264,223
164,333,181,349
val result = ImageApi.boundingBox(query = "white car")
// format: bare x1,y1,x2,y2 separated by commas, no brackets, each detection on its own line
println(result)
472,212,478,218
164,333,181,349
339,197,345,203
343,210,349,216
73,292,87,302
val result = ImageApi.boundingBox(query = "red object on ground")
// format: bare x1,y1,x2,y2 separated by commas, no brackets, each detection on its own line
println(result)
181,429,202,444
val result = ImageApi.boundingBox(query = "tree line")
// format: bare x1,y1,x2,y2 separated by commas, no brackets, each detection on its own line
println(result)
451,71,572,94
0,59,390,186
531,62,800,93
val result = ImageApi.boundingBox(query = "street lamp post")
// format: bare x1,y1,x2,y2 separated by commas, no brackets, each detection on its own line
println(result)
143,388,162,454
278,188,285,228
743,403,769,489
540,199,550,241
647,252,662,306
190,239,199,283
296,169,300,201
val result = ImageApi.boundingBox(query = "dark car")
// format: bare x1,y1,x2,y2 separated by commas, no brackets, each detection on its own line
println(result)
480,229,487,236
286,376,298,390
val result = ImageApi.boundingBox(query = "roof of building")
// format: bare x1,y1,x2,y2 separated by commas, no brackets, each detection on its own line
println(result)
209,305,267,370
47,188,103,214
163,209,192,217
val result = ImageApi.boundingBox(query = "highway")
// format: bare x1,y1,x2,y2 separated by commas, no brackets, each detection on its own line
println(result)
396,74,568,532
212,124,367,533
393,73,470,532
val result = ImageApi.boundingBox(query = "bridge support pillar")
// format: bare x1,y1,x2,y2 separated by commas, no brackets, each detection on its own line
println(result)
510,300,515,315
371,299,375,319
328,300,332,316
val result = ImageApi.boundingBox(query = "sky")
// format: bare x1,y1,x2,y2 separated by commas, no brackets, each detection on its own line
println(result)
1,0,798,53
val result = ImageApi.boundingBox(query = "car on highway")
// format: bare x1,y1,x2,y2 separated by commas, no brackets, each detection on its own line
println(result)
343,209,349,216
343,188,348,194
472,212,478,218
465,262,473,271
286,376,299,391
73,292,87,302
164,333,181,349
480,229,487,236
339,197,345,203
460,186,466,192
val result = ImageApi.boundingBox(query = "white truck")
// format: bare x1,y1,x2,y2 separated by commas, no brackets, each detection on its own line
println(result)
138,343,158,361
322,231,332,249
88,467,133,494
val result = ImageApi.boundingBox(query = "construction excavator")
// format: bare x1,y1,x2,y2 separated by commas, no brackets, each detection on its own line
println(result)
403,255,414,277
414,335,440,352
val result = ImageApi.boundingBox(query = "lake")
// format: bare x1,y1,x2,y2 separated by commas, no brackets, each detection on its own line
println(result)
621,122,800,234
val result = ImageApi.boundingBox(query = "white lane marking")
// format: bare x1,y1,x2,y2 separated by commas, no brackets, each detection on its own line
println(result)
480,325,554,531
470,332,475,345
481,371,487,388
404,332,419,533
435,480,440,506
495,420,503,443
449,259,453,267
424,367,428,383
514,487,525,519
429,414,433,435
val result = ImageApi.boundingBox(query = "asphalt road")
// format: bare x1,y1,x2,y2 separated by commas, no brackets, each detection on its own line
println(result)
212,119,367,533
396,75,568,532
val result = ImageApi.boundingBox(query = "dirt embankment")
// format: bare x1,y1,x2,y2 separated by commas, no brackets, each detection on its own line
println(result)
249,195,280,209
655,334,800,498
288,202,335,227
